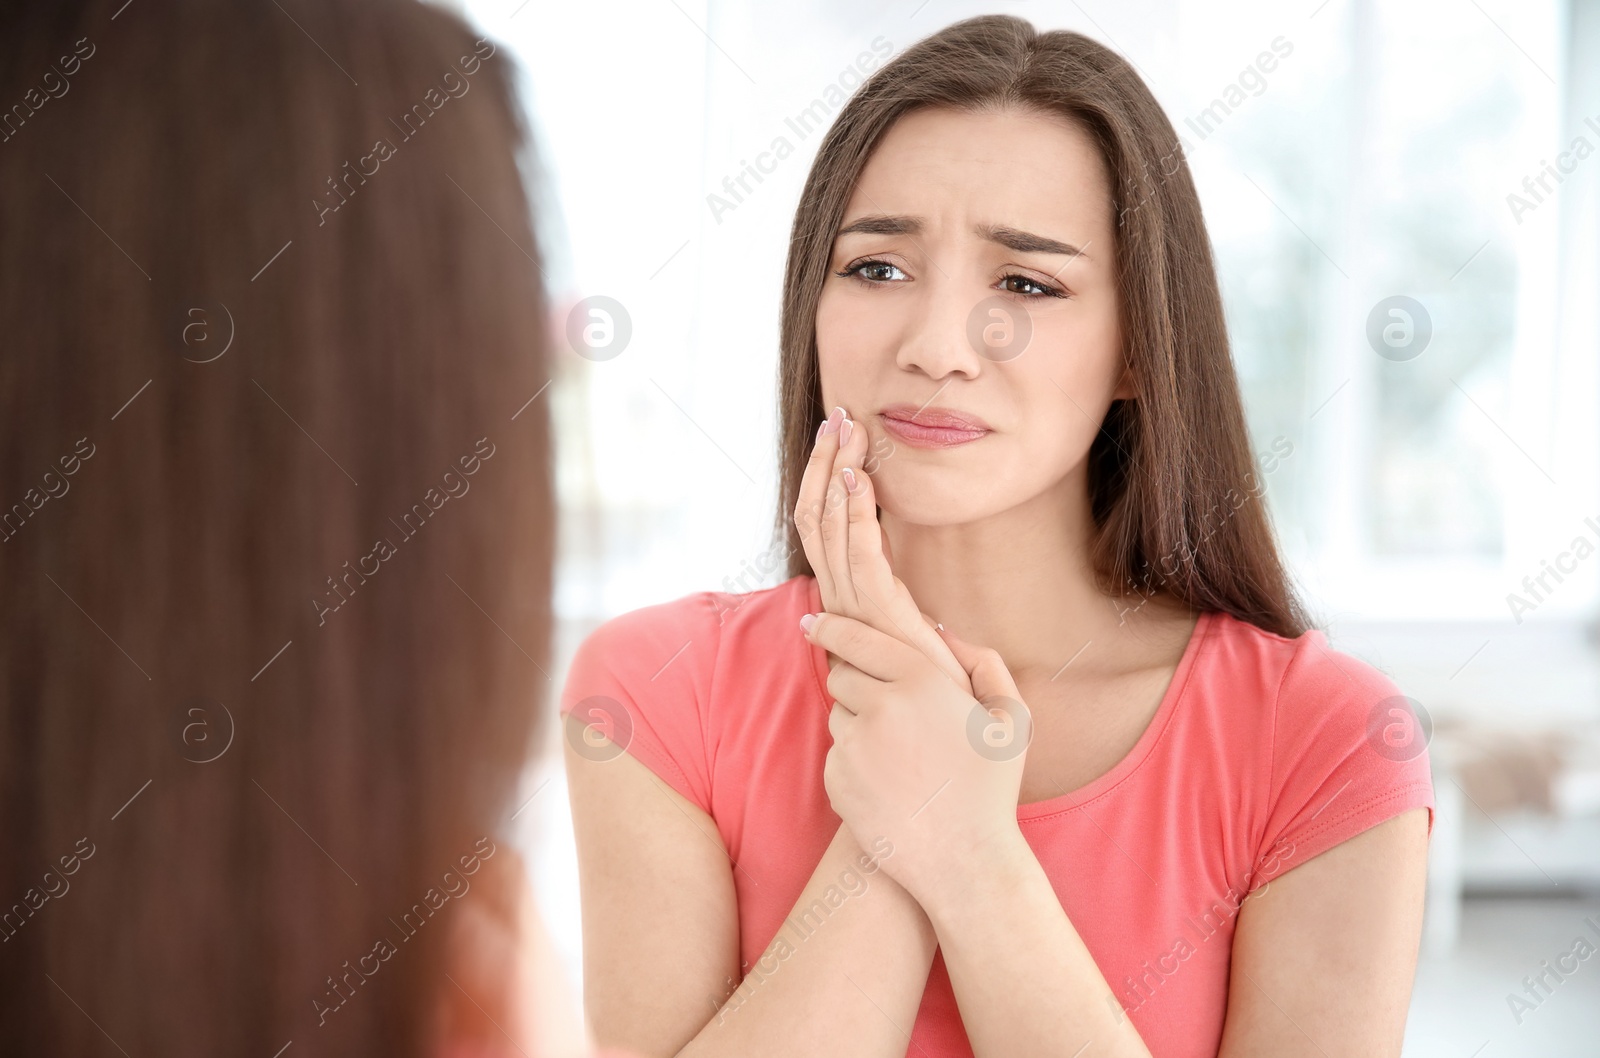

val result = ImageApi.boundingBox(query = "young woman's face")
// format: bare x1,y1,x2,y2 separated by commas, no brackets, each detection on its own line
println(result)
815,104,1128,528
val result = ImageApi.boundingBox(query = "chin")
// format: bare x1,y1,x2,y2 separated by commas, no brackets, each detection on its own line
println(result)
874,470,1005,527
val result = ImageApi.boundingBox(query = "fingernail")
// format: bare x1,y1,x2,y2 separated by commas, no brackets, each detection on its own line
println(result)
816,420,827,442
799,613,818,634
935,622,944,631
839,417,853,445
821,407,843,435
842,467,858,493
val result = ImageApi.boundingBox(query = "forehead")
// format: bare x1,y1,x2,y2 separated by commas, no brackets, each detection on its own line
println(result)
842,105,1115,237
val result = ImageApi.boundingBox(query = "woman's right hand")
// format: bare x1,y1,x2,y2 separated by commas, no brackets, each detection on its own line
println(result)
793,404,970,691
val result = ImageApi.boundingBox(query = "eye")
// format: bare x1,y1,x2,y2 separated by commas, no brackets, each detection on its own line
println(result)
998,273,1068,299
834,258,908,284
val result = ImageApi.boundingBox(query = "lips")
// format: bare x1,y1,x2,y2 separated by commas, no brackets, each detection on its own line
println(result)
877,403,992,448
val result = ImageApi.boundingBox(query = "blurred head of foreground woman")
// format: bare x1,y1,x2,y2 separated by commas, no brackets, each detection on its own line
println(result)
0,1,574,1056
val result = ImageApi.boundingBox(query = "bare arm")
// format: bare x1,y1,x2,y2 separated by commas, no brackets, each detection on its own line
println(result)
565,736,939,1058
918,825,1153,1058
916,809,1429,1058
1217,808,1430,1056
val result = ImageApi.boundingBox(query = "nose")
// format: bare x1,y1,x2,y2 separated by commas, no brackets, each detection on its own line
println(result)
894,275,989,382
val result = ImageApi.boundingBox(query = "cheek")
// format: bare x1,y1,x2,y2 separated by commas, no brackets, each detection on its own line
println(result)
1009,399,1100,483
814,288,894,403
1028,305,1123,402
813,292,847,403
1005,318,1122,471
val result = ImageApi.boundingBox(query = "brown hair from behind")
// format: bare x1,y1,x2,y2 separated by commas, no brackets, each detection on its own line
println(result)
0,1,554,1055
776,14,1309,639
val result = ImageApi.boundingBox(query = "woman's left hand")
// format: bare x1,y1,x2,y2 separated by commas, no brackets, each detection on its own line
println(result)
802,608,1033,911
794,406,971,688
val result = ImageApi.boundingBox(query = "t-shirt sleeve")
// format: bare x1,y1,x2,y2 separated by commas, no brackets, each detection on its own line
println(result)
557,594,721,815
1247,629,1436,893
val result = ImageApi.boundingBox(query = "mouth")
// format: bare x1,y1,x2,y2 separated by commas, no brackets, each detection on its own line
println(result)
877,403,992,449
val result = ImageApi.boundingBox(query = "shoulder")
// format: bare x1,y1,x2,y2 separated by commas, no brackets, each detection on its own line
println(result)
559,589,723,723
705,573,817,640
1199,610,1403,726
571,589,718,665
1267,622,1432,809
1208,614,1435,886
558,577,821,810
570,574,813,658
1251,618,1413,758
1198,611,1431,808
561,575,817,709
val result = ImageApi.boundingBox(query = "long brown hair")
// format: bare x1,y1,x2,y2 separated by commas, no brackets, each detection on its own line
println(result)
0,1,553,1055
776,14,1308,639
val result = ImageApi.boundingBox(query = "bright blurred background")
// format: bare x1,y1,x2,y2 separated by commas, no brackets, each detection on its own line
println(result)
448,0,1600,1052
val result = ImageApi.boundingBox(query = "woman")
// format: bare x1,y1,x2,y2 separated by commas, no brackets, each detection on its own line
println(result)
563,14,1434,1058
0,2,627,1056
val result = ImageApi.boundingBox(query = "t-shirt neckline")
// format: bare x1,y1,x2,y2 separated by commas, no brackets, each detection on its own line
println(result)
800,574,1214,822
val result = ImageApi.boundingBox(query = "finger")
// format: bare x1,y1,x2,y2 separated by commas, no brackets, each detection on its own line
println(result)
825,663,876,719
819,409,862,612
937,625,1024,703
842,464,967,686
794,406,845,608
827,700,854,741
937,626,1032,758
825,439,968,687
802,611,919,685
842,445,893,601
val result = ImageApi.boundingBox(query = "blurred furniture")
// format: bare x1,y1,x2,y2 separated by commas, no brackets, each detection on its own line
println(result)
1422,721,1600,954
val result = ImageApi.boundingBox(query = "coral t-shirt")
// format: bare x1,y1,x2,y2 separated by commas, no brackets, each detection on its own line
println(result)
559,575,1435,1058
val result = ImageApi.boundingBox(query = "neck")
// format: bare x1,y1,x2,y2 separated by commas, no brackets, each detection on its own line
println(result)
880,469,1153,682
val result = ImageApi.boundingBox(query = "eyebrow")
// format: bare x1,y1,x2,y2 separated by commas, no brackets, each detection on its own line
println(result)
834,214,1092,261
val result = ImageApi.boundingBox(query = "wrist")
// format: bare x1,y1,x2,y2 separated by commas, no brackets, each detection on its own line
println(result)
834,823,939,950
916,821,1033,929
